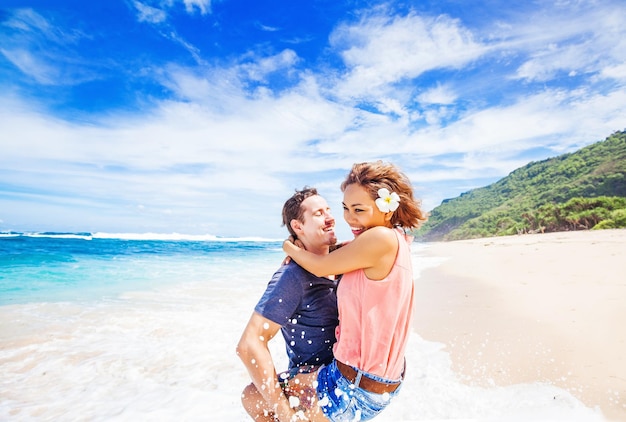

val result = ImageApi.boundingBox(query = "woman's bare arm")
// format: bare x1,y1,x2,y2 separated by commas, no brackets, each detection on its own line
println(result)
283,226,397,278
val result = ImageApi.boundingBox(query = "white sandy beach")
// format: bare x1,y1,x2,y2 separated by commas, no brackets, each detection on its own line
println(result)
413,229,626,421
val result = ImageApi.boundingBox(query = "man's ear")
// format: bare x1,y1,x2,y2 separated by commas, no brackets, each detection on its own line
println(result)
290,219,303,235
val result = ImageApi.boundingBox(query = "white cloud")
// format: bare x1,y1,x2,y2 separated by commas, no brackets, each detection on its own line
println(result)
0,48,58,84
0,9,99,86
417,85,457,105
239,49,300,82
330,11,486,99
256,23,280,32
164,30,206,65
134,1,167,24
376,97,407,117
182,0,211,15
599,59,626,82
492,2,626,83
3,8,63,42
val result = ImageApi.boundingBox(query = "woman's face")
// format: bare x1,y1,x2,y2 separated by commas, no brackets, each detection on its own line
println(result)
342,183,389,237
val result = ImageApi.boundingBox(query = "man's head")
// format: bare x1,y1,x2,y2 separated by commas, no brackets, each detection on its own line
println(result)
282,187,336,253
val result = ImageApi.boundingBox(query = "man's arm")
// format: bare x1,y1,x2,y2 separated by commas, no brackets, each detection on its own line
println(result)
236,312,296,421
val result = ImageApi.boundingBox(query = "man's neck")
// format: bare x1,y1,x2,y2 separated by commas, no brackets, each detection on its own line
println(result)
301,243,330,256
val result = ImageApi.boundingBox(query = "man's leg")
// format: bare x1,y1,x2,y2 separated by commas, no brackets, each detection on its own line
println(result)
241,383,277,421
286,372,329,422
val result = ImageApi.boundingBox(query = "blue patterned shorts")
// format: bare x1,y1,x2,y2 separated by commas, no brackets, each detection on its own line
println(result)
315,360,402,421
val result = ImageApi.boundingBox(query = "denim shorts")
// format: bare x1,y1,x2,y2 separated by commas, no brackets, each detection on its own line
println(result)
315,360,402,422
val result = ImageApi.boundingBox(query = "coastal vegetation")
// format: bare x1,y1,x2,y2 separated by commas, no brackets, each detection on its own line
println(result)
416,130,626,241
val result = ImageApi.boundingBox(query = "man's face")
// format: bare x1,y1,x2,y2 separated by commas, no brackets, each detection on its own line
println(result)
298,195,337,249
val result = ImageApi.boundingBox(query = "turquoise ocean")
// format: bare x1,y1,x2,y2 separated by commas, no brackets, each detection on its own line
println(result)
0,232,285,306
0,232,603,421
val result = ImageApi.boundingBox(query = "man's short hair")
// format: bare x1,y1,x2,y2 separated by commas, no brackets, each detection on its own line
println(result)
282,187,318,238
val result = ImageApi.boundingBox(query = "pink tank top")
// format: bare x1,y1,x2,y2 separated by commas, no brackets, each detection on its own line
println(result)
333,228,414,380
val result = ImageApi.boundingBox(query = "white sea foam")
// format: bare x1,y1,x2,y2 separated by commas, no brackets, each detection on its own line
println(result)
17,232,94,240
0,246,604,421
92,232,282,242
0,231,282,242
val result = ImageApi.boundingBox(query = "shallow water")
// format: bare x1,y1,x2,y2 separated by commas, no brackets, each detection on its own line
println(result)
0,234,605,421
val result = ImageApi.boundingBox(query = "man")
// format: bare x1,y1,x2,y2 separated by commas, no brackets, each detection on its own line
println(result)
237,187,339,421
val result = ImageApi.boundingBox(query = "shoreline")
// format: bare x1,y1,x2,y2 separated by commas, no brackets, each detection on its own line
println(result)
412,229,626,421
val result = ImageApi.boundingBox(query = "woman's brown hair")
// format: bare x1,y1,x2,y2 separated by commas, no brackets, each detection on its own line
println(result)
341,161,428,229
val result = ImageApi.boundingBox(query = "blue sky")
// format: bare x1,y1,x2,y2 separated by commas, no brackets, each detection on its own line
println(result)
1,0,625,239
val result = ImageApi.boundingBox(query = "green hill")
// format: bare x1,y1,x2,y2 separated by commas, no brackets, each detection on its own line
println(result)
416,130,626,241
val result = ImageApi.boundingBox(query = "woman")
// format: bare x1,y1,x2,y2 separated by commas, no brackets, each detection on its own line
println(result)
280,161,427,421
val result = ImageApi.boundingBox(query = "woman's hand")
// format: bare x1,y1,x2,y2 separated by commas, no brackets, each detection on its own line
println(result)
282,236,303,265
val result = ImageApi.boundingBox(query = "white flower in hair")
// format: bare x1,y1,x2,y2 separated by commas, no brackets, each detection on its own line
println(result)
375,188,400,213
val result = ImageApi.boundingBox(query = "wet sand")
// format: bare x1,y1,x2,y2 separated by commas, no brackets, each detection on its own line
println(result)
413,229,626,421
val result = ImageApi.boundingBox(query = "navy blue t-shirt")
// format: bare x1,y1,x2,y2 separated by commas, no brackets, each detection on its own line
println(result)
254,261,339,369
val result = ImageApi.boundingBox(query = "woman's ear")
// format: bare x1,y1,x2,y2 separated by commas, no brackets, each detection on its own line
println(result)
384,212,394,222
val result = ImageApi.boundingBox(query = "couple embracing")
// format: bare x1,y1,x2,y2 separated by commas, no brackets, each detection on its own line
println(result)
237,161,427,422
